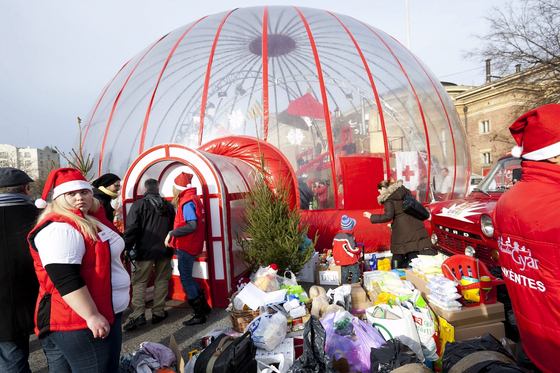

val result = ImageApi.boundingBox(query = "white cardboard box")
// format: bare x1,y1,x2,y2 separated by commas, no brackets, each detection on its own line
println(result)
298,252,318,283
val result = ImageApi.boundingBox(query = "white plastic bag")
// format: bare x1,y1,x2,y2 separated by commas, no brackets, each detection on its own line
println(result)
256,355,289,373
366,301,425,361
246,312,287,351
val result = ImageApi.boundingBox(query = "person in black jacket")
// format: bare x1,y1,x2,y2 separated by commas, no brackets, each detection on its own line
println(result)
0,167,39,373
122,179,175,331
91,173,121,224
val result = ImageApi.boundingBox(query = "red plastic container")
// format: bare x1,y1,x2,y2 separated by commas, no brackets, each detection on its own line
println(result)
441,255,504,307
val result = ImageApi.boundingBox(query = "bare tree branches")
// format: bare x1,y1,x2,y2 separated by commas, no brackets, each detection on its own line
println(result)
468,0,560,107
55,117,95,180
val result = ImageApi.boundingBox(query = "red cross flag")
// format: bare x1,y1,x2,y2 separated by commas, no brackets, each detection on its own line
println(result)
396,151,419,190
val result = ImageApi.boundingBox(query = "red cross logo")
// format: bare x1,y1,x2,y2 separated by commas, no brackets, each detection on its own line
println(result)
402,165,415,181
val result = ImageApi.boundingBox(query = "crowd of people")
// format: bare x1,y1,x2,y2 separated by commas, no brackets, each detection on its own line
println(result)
0,167,210,372
1,104,559,372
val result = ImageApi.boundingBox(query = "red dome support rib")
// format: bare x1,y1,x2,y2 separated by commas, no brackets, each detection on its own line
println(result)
138,18,206,155
294,6,339,207
262,7,270,141
198,10,236,146
98,38,165,174
327,11,391,182
361,23,433,191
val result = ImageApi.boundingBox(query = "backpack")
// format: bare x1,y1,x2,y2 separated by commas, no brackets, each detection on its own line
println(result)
402,192,430,221
194,331,256,373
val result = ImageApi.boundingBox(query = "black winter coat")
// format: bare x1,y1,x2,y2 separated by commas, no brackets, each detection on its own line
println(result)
123,191,175,261
0,199,39,341
93,187,115,223
368,180,431,255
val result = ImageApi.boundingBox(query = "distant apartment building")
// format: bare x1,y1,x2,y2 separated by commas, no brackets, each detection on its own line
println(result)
0,144,61,180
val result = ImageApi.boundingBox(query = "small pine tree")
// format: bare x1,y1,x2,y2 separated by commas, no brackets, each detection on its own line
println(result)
55,117,95,180
236,155,316,276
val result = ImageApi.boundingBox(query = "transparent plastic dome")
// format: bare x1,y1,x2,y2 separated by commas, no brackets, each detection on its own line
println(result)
82,6,469,203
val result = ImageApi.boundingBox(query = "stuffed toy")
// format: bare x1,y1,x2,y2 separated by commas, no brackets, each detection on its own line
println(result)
309,285,327,300
310,294,329,318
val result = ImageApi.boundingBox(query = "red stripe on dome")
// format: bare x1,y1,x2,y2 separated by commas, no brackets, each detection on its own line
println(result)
262,7,269,141
98,37,165,174
360,22,433,189
139,18,207,155
198,10,236,146
403,49,460,200
82,61,130,158
327,11,392,181
294,7,339,207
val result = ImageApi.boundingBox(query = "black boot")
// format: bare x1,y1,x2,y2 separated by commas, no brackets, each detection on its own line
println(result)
183,296,206,326
198,289,212,315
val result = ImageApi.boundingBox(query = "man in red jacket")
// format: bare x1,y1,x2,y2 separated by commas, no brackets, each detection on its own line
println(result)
493,104,560,373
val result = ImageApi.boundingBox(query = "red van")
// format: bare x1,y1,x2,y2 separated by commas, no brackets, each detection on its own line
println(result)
428,153,522,267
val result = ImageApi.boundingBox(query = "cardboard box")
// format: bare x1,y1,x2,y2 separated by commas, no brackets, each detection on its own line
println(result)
454,321,505,341
429,301,505,328
169,334,185,373
298,252,318,283
405,270,431,300
316,264,341,285
255,337,295,368
350,283,367,303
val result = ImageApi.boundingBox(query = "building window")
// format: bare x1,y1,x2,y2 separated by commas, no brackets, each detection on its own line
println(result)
0,152,7,158
47,155,50,160
480,120,490,134
481,152,491,165
24,152,31,158
40,153,43,159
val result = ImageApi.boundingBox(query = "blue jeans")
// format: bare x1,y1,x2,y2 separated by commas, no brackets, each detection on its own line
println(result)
341,263,361,284
0,335,31,373
177,249,201,300
39,312,123,373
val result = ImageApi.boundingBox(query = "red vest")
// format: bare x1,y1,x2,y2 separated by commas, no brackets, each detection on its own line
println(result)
28,209,116,337
170,188,206,255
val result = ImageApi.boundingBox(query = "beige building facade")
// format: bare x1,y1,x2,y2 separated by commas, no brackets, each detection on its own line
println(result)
0,144,61,180
445,67,541,175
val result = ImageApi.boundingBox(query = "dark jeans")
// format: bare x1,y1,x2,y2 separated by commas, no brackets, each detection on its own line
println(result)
341,263,361,284
391,252,419,269
177,249,202,300
39,312,123,373
0,335,31,373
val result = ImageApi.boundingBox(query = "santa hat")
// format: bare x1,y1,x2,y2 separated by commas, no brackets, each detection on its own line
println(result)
509,104,560,160
173,172,193,191
35,168,92,209
341,215,356,231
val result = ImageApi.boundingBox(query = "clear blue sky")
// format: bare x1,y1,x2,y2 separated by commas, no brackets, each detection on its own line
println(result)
0,0,510,155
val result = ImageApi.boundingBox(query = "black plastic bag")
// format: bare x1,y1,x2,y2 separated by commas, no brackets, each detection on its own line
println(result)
442,333,520,373
287,315,337,373
370,338,422,373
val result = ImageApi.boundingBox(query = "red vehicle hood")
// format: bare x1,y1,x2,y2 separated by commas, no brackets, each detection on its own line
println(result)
429,192,500,228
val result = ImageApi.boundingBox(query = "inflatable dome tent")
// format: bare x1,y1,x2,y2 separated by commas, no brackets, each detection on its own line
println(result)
81,6,469,303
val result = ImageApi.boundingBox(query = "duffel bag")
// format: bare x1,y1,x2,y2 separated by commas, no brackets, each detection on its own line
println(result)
194,331,256,373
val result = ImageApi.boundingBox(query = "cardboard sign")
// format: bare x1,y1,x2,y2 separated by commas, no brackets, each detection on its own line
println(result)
319,270,339,285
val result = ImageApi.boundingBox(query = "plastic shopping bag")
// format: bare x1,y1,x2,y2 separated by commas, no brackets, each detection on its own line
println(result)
246,312,287,351
402,294,439,361
287,315,337,373
366,300,425,361
322,310,385,373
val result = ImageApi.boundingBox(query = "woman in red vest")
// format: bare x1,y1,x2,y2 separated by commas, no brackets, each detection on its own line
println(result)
165,172,211,326
28,168,130,373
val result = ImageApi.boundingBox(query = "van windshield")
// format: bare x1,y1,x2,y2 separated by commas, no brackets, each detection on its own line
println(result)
475,158,522,193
